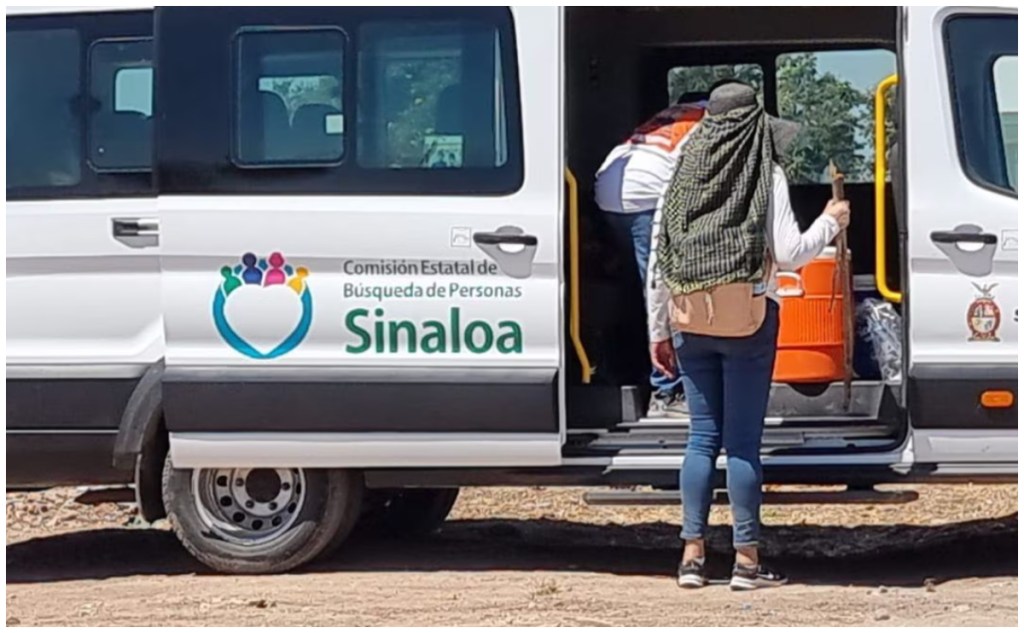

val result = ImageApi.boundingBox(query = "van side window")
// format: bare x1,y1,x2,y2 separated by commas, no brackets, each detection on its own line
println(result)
776,49,896,185
158,7,522,195
667,64,763,105
7,29,82,189
234,28,346,166
944,14,1017,195
993,56,1017,192
89,39,154,171
357,19,510,170
8,11,153,199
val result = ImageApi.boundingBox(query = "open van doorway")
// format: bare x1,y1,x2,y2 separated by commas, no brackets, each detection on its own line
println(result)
563,7,905,457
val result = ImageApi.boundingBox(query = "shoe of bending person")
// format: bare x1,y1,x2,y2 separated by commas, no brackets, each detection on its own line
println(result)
647,392,688,419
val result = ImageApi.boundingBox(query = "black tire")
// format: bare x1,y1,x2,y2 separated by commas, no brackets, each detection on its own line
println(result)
357,487,460,539
161,456,362,574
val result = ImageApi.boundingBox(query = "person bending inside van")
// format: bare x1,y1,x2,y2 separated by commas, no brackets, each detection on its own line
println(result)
647,81,849,590
594,91,709,418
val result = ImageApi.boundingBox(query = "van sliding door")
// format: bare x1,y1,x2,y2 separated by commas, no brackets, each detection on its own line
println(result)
155,7,564,468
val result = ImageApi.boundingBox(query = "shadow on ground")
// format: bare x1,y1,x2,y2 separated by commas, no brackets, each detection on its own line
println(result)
7,513,1016,588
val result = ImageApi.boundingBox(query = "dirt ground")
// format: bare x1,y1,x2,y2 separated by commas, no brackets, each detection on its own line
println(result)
5,483,1018,626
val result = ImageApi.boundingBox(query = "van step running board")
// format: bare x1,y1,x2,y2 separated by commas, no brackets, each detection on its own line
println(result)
583,488,919,506
565,426,890,456
619,381,893,423
618,416,888,435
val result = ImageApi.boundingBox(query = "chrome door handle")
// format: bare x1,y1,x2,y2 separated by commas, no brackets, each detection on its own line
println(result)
113,217,159,236
112,217,159,248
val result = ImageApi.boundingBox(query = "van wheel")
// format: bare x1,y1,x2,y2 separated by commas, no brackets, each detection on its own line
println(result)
359,488,460,538
161,456,362,574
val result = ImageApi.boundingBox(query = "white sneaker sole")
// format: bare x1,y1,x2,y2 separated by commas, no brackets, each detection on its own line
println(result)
729,576,788,591
677,573,706,589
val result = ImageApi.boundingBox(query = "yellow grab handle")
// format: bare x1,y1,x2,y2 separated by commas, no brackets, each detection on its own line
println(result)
565,167,593,383
874,74,902,303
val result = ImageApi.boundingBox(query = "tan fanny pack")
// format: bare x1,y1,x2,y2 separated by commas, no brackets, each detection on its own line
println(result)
669,258,772,337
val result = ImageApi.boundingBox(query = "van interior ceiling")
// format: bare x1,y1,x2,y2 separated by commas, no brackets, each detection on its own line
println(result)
563,7,905,449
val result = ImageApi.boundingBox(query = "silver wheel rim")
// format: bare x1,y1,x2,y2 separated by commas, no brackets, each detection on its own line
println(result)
191,468,307,546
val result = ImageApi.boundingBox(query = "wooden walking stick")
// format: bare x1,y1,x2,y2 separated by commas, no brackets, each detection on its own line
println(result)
829,160,854,411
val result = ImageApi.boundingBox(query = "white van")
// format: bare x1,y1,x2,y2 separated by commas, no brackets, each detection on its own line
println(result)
7,6,1017,573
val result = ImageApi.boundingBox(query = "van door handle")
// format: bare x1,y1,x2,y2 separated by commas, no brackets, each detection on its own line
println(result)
112,217,159,248
472,231,538,246
930,231,997,245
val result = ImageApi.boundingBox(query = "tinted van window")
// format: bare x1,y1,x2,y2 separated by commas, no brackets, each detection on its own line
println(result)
8,11,153,199
944,14,1018,195
234,28,346,166
358,19,511,170
993,55,1017,192
158,7,522,195
7,29,82,188
90,38,154,170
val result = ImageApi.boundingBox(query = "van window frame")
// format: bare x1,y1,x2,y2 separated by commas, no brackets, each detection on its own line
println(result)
6,10,154,201
229,25,349,170
156,6,524,197
643,42,896,184
86,35,155,174
942,12,1018,199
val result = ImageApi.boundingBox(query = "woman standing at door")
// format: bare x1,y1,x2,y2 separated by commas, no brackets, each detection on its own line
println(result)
646,81,850,590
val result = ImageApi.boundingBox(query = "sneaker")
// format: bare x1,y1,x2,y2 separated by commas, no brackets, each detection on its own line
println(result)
729,563,788,591
647,393,688,419
677,558,707,589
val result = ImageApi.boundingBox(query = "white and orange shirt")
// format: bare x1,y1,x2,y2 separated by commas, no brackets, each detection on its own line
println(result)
594,101,706,214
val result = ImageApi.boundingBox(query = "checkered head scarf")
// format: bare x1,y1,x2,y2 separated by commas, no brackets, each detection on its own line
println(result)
657,82,796,295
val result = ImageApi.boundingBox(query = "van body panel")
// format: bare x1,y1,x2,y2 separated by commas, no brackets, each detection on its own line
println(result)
169,432,562,469
162,367,557,434
903,6,1018,450
155,6,564,461
6,8,161,442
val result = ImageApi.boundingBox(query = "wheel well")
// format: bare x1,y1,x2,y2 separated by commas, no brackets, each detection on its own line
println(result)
135,416,168,522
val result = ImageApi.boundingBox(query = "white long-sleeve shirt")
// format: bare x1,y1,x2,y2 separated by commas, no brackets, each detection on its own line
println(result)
594,102,706,214
647,163,840,342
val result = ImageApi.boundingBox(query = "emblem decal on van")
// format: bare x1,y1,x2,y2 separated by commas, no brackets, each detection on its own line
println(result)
966,283,1001,342
212,252,313,359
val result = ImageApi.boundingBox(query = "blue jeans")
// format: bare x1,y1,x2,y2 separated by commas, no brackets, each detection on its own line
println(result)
678,300,779,548
606,211,684,397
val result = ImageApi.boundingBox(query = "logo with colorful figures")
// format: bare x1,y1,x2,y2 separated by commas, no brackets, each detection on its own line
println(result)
213,252,313,359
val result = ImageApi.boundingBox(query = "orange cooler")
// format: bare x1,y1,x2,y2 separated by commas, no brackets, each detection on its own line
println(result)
772,247,848,383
